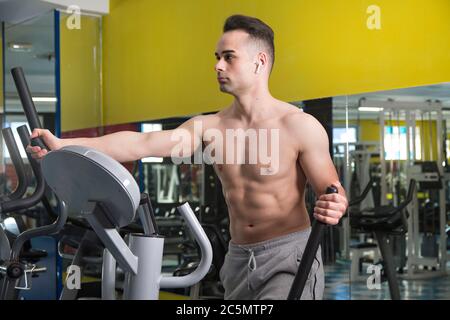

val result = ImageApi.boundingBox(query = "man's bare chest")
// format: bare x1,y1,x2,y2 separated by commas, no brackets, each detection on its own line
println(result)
200,123,300,182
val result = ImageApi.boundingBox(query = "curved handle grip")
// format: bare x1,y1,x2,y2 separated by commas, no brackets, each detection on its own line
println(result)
1,127,29,201
0,126,45,214
10,200,68,260
159,202,213,288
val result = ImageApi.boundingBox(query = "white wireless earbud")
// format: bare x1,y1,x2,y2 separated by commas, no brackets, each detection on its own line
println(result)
255,62,262,74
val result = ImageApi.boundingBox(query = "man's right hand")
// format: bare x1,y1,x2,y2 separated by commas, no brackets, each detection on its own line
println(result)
26,129,62,159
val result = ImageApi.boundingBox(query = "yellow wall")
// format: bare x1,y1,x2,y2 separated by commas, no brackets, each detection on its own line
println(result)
60,14,102,131
101,0,450,126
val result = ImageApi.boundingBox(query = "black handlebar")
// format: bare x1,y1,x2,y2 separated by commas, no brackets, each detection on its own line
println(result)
10,201,68,261
348,177,374,207
287,186,338,300
397,179,416,213
10,67,48,150
1,128,29,201
11,67,42,130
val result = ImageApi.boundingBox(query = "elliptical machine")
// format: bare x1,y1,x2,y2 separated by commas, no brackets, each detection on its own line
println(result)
9,67,213,300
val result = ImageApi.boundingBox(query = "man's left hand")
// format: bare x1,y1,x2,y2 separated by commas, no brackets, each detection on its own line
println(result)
313,192,348,225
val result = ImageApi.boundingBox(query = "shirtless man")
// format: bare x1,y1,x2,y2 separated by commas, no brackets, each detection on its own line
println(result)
28,15,348,300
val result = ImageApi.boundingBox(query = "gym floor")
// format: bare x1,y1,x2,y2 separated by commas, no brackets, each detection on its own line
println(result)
324,258,450,300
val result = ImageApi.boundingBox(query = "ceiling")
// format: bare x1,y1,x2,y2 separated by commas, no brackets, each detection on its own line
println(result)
333,84,450,108
0,0,53,24
329,83,450,122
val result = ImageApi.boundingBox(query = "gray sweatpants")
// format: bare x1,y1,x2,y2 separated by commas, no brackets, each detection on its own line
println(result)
219,228,324,300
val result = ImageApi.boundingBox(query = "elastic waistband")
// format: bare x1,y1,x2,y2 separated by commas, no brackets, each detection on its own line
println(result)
228,227,311,256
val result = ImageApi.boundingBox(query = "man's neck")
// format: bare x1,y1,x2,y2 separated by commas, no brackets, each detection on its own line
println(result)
231,88,276,123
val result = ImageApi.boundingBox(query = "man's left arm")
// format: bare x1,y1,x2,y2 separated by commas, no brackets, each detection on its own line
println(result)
297,115,348,225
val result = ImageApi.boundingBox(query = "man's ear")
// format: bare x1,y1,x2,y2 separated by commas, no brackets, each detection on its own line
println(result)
255,52,268,74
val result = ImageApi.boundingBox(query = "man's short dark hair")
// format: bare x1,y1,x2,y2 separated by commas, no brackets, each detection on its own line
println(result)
223,14,275,69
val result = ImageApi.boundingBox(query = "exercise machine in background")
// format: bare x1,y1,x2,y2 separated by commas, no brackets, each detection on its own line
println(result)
348,178,416,300
361,98,448,279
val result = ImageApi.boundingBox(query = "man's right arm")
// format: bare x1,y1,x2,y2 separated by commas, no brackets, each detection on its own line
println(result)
28,115,205,163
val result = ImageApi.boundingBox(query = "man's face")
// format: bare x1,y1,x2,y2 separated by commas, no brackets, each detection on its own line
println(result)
215,30,258,95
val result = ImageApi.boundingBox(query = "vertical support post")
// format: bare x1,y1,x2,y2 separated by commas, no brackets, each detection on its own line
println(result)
380,110,387,205
102,249,117,300
123,235,164,300
436,109,447,272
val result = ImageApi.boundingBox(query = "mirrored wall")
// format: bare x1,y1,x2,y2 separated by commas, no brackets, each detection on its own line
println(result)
333,83,450,300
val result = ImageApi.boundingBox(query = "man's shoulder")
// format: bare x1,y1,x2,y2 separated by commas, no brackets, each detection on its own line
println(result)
281,106,328,151
275,101,302,113
186,112,224,133
280,105,319,129
190,111,221,123
201,107,236,124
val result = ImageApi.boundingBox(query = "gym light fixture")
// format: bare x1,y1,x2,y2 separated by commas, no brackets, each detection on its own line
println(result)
7,42,33,52
32,97,57,102
358,106,383,112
